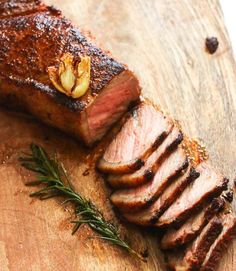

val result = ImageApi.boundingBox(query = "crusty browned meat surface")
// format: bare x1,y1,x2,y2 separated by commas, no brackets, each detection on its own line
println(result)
168,216,223,271
97,102,173,174
122,166,199,225
0,0,48,18
181,216,223,270
0,1,140,146
107,126,183,188
110,146,188,212
200,211,236,271
161,197,225,250
156,162,228,228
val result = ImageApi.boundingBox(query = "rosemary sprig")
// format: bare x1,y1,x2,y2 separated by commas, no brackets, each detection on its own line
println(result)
19,144,144,260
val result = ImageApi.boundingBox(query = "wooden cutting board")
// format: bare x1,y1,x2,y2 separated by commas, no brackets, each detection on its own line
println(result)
0,0,235,270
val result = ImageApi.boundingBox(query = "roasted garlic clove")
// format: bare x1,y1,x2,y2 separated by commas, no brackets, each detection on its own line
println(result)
59,53,76,93
72,56,91,98
48,53,91,98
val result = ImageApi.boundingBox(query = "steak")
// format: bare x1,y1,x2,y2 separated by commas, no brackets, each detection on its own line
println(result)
0,2,141,146
122,166,199,225
98,102,173,174
107,126,183,188
161,197,225,250
156,162,228,228
200,211,236,271
168,216,223,271
0,0,48,18
110,147,188,212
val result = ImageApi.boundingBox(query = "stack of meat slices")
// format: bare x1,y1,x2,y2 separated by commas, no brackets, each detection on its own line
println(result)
98,101,236,271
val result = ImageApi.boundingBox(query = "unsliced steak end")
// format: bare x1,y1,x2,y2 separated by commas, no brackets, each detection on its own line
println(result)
110,147,188,212
122,166,198,226
107,126,183,188
161,197,225,250
97,102,173,174
0,10,140,147
156,162,229,228
200,212,236,271
81,70,141,146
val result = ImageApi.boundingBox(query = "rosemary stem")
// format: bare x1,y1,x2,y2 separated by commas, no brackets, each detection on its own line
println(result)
20,144,145,261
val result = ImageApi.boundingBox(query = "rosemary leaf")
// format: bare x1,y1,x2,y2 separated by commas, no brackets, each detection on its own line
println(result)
20,143,144,261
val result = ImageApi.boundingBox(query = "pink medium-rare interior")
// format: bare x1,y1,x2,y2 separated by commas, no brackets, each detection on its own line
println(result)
103,102,172,163
86,70,140,144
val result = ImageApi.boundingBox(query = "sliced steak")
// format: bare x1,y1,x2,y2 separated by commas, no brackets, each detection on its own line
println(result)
168,216,223,271
107,126,183,188
110,147,188,212
161,197,225,250
98,102,173,174
0,7,141,146
122,166,199,225
156,162,228,228
200,211,236,271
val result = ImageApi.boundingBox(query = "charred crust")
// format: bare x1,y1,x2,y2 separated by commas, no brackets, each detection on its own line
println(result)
151,167,198,224
223,190,234,203
146,159,190,213
150,212,162,224
144,169,154,181
0,0,47,19
165,178,230,228
189,168,200,181
222,178,229,191
182,159,189,172
131,159,145,171
127,99,141,112
152,131,168,150
4,76,86,112
165,132,184,154
47,5,62,16
0,12,125,98
208,197,225,213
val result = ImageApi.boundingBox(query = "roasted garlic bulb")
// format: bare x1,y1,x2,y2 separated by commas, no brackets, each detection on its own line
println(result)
48,53,91,98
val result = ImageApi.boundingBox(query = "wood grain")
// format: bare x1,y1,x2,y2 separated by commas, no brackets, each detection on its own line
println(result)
0,0,235,270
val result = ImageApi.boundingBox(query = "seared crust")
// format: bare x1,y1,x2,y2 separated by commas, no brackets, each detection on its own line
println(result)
110,154,189,212
167,217,223,271
151,167,199,222
97,130,168,175
156,169,229,228
107,129,184,188
200,212,236,271
121,166,198,226
0,0,49,18
0,11,125,111
182,217,223,270
161,197,225,250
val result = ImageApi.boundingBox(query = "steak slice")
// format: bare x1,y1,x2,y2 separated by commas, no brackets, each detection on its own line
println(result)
156,162,228,228
0,8,141,146
122,166,199,225
161,197,225,250
168,216,223,271
107,126,183,188
110,147,188,212
98,102,173,174
200,211,236,271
